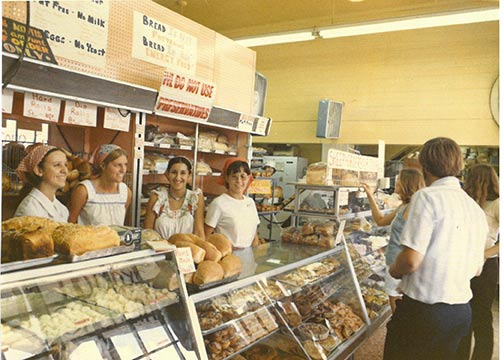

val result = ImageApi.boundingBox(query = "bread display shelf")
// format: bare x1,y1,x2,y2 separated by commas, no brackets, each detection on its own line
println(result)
144,142,193,151
187,273,240,293
1,255,58,273
198,149,238,157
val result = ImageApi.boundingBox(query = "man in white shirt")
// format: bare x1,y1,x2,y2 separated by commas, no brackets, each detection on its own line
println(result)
384,137,488,360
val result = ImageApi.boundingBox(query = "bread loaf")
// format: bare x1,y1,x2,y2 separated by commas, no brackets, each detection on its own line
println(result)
172,240,206,264
52,224,120,255
218,254,242,278
2,229,54,262
193,261,224,285
207,234,232,257
189,236,222,262
2,216,59,233
168,233,194,244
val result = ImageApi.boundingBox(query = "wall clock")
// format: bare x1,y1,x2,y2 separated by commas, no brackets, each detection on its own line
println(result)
490,76,499,126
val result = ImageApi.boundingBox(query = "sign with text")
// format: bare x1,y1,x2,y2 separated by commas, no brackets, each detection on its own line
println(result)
249,179,272,195
132,11,197,74
30,1,109,68
327,149,360,171
238,114,254,132
2,17,57,64
63,101,97,127
104,107,131,132
254,117,270,136
174,247,196,274
23,92,61,122
155,70,216,122
2,89,14,113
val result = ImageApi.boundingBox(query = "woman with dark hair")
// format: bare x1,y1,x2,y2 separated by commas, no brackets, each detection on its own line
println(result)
144,156,205,239
15,144,69,222
205,157,259,248
457,164,499,360
362,167,425,311
68,144,132,225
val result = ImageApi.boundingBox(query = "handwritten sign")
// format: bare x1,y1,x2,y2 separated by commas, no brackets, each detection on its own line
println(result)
104,107,130,132
2,89,14,113
30,1,109,68
132,11,197,74
249,179,272,195
2,17,57,64
255,117,270,136
155,70,216,122
327,150,360,171
174,247,196,275
63,101,97,127
23,92,61,122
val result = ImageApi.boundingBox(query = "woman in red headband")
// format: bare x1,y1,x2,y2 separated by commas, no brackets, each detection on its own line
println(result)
204,157,259,248
68,144,132,226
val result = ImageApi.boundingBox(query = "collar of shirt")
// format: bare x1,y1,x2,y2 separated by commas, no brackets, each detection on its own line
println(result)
31,188,58,217
429,176,461,189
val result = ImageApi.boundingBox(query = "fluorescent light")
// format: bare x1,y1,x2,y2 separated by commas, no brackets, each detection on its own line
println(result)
235,31,316,47
319,8,499,39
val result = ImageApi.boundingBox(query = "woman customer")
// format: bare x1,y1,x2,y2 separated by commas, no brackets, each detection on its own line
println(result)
15,144,69,222
362,168,425,311
205,157,260,248
456,164,499,360
68,144,132,225
144,156,205,239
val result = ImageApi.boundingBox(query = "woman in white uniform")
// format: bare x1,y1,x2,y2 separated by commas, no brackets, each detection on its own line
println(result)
68,144,132,226
15,144,69,222
144,156,205,239
205,157,260,248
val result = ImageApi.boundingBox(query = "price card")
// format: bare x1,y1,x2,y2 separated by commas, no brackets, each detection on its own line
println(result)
266,259,281,264
104,107,131,132
63,101,97,127
238,113,254,132
249,179,272,195
174,247,196,274
255,117,270,135
2,89,14,113
23,92,60,122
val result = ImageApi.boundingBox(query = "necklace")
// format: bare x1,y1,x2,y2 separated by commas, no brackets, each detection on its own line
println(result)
169,189,186,201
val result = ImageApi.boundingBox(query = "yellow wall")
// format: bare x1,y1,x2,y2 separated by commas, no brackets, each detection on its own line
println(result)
253,22,499,146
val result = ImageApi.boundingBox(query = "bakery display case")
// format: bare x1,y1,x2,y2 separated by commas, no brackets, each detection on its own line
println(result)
0,249,196,360
179,241,369,360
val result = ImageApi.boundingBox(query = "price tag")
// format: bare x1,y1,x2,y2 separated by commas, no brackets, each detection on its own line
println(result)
2,89,14,113
104,107,131,132
175,247,196,274
63,101,97,127
23,92,61,122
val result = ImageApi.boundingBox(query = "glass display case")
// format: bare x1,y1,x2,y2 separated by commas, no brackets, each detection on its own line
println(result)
180,242,369,360
1,250,195,360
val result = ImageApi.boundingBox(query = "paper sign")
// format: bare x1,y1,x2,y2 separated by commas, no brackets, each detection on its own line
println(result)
30,1,109,68
336,220,346,244
174,247,196,274
132,11,197,74
255,117,270,135
249,179,272,195
2,89,14,113
23,92,61,122
238,114,254,132
104,107,131,132
63,101,97,127
155,70,216,122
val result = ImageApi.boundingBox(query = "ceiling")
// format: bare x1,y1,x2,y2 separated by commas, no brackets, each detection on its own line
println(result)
153,0,499,39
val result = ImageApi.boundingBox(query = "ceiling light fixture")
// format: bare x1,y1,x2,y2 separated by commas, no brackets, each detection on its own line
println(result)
235,7,499,47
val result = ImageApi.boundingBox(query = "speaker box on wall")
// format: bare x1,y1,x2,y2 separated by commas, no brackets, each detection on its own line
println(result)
316,100,343,139
253,72,267,117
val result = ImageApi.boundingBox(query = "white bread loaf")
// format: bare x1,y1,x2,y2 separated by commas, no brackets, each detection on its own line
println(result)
193,261,224,285
207,234,232,257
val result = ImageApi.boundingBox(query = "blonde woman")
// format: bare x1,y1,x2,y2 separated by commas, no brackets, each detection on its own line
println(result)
362,168,425,311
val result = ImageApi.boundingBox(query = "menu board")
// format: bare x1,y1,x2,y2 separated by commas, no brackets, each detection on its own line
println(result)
30,0,110,68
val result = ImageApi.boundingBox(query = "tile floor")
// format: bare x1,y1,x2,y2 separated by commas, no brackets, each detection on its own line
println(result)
354,298,499,359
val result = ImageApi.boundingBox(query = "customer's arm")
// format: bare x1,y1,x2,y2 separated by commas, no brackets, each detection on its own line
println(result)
389,246,424,279
362,184,398,226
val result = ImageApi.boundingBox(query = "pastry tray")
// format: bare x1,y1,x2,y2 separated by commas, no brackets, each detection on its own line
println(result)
60,245,135,262
186,273,240,292
1,255,59,273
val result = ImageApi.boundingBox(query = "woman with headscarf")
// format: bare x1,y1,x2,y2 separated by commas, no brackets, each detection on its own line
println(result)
14,144,69,222
68,144,132,226
204,157,260,248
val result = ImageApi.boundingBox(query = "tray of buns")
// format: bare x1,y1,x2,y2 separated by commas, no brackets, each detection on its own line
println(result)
186,273,240,292
1,254,59,273
60,244,135,262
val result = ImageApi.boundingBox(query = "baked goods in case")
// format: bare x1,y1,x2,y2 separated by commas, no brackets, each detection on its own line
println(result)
2,229,54,262
306,162,329,185
207,233,232,257
218,254,242,277
193,260,224,285
242,344,277,360
2,216,59,232
52,224,120,255
190,236,222,262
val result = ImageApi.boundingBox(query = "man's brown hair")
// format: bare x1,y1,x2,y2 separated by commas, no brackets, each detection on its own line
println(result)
419,137,463,178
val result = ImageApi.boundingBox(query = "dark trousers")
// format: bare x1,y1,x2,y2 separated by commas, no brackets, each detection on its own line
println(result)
456,257,499,360
384,295,471,360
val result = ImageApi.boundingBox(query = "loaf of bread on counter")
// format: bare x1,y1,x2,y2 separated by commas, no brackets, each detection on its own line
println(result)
193,261,224,285
207,233,232,257
2,229,54,262
218,254,242,278
2,216,60,233
52,224,120,255
187,235,222,262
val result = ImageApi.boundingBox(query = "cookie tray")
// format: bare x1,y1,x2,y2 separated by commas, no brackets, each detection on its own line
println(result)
1,255,59,273
60,244,135,263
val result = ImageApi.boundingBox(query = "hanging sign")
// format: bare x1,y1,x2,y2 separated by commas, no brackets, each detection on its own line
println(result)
249,179,272,195
2,17,57,64
63,101,97,127
155,70,216,122
23,92,61,122
103,107,131,132
2,89,14,113
132,11,197,75
30,1,110,68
